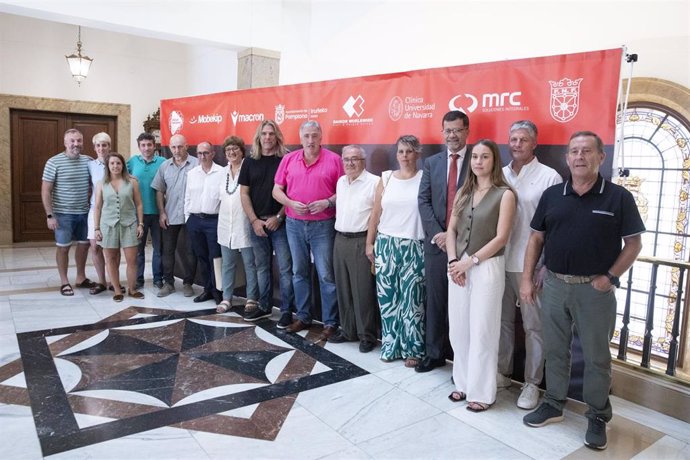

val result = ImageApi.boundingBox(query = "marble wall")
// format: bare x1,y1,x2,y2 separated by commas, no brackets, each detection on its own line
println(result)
0,94,130,245
237,48,280,89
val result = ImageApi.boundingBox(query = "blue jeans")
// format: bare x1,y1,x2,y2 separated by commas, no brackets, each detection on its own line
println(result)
54,212,88,246
136,214,162,285
220,245,259,302
186,215,221,292
286,217,338,327
250,223,294,313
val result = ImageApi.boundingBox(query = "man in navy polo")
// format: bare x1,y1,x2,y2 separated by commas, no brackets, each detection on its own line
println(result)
520,131,644,451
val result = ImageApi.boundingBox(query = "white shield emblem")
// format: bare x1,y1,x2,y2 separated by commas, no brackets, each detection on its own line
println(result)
549,78,583,123
169,110,184,135
275,104,285,125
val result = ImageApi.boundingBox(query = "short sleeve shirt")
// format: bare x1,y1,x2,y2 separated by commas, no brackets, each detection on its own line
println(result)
274,148,344,221
150,155,198,225
237,154,284,217
531,174,645,275
127,155,165,215
42,152,91,214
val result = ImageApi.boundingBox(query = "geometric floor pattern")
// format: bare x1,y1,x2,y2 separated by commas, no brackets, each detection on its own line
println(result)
1,306,366,456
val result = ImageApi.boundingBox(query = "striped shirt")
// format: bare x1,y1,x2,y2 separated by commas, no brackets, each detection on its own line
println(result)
42,152,91,214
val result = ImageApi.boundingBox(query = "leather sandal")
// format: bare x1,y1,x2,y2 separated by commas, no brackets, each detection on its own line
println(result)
448,391,466,403
216,300,231,313
113,294,124,302
129,291,145,299
89,283,107,295
60,283,74,296
466,401,491,412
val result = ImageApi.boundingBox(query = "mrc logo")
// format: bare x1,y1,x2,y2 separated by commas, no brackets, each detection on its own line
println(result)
448,91,523,113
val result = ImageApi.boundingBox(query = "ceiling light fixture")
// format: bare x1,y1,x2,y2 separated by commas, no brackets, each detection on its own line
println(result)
65,26,93,85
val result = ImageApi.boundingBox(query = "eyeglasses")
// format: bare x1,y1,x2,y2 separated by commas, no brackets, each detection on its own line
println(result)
342,158,364,164
442,128,467,136
225,146,241,153
197,151,213,156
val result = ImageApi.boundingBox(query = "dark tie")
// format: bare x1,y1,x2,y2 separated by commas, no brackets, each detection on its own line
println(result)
446,153,459,227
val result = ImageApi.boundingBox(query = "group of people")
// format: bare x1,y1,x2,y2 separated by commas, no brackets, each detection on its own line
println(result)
41,111,644,451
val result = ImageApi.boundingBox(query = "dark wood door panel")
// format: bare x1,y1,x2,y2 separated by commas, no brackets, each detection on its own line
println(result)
10,109,117,242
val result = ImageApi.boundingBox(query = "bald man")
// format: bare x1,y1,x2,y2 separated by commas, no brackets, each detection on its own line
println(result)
151,134,198,297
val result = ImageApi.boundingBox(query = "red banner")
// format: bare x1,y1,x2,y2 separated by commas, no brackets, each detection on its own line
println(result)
161,49,622,147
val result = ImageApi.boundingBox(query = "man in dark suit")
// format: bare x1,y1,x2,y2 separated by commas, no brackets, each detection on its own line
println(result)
416,110,470,372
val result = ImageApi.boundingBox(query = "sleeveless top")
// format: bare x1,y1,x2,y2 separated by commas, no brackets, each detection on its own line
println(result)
101,180,137,227
454,185,508,257
378,170,424,240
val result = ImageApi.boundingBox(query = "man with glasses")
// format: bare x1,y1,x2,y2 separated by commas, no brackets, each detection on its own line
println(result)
329,145,380,352
239,120,294,325
151,134,198,298
184,141,224,304
417,110,471,372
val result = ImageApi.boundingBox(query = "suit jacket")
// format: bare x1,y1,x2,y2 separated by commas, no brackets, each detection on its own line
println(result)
418,148,470,255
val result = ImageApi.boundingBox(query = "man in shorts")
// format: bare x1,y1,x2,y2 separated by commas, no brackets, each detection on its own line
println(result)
41,128,94,296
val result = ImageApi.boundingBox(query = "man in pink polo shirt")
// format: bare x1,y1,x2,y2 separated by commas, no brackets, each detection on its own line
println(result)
273,120,344,339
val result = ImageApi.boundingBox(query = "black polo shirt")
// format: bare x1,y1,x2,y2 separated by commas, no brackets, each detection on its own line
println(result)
530,174,645,275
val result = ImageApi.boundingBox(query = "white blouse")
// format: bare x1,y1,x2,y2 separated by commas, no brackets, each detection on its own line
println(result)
217,162,252,249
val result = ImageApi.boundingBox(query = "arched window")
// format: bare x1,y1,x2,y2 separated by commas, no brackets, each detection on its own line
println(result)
613,78,690,372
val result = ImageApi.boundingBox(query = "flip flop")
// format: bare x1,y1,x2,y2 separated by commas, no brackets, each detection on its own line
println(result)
60,283,74,296
448,391,466,403
129,291,145,299
75,278,95,288
404,358,420,368
113,294,124,302
466,401,491,412
89,283,107,295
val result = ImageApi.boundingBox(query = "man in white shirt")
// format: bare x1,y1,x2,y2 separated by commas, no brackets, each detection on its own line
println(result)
498,120,562,409
329,145,380,352
184,141,225,304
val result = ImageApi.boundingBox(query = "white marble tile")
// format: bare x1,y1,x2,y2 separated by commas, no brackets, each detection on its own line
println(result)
297,373,441,444
317,445,371,459
611,395,690,443
219,402,259,419
173,383,268,407
0,403,43,460
70,389,169,408
57,329,109,356
11,298,100,333
374,362,456,410
54,357,83,392
266,349,296,383
112,318,184,331
358,412,528,459
1,369,26,388
0,319,15,335
192,404,353,460
0,332,20,366
633,435,690,459
323,341,392,374
445,389,586,459
47,424,210,459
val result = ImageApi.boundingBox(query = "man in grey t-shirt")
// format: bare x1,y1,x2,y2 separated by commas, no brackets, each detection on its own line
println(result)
41,128,94,296
151,134,198,298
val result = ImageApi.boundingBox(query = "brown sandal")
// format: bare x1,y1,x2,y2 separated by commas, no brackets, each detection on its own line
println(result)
60,283,74,296
448,391,466,403
466,401,491,412
129,291,145,299
90,283,107,295
404,357,420,368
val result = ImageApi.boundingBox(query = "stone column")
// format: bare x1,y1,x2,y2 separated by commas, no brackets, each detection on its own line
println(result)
237,48,280,89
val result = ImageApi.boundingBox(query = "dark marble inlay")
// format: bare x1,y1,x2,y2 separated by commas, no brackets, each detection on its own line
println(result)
3,306,368,456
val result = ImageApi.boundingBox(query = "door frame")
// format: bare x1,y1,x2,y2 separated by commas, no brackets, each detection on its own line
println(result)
0,94,130,245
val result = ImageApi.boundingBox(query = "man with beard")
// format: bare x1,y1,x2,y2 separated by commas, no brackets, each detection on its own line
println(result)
41,128,94,296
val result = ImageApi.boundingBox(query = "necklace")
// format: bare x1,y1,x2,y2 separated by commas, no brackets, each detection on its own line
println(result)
225,167,240,195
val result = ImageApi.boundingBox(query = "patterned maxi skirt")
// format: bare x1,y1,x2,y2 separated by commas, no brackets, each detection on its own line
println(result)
374,233,426,360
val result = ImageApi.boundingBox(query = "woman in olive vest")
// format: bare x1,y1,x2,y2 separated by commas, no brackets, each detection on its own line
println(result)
446,139,516,412
94,152,144,302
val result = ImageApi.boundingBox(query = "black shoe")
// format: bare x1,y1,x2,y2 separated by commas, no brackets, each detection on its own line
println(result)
244,308,272,322
414,356,447,373
212,290,223,305
584,417,608,450
153,280,164,289
193,291,215,303
359,340,376,353
327,329,349,343
135,281,144,290
277,312,293,329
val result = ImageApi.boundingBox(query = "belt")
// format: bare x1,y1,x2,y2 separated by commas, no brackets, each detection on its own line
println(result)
337,231,367,238
191,213,218,219
551,271,596,284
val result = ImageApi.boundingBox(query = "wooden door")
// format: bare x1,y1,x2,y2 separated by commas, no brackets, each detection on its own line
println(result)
10,110,117,242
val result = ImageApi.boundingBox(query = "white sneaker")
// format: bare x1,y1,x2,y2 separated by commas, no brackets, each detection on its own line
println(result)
497,373,512,389
517,383,540,410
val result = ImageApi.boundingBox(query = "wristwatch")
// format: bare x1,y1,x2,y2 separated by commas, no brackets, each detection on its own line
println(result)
46,214,53,219
276,214,283,222
606,272,621,288
471,255,480,265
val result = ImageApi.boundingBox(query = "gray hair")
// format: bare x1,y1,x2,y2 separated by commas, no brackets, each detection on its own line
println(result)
342,144,366,159
509,120,538,140
396,135,422,154
299,120,322,135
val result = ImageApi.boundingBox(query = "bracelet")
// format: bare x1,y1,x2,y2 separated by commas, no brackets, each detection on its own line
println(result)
327,198,334,208
95,228,101,231
250,218,258,224
137,223,144,227
448,258,458,265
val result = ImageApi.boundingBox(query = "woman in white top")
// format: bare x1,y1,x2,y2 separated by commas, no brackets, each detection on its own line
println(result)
366,135,426,367
216,136,259,313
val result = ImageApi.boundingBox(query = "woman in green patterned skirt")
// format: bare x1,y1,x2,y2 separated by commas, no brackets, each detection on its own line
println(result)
366,135,426,367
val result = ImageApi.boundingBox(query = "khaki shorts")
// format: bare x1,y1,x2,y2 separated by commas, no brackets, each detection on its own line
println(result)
100,221,139,249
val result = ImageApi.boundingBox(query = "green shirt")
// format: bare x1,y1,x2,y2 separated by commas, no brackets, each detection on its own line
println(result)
127,155,165,215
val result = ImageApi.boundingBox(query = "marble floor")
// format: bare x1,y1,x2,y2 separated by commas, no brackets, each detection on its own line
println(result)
1,244,689,459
